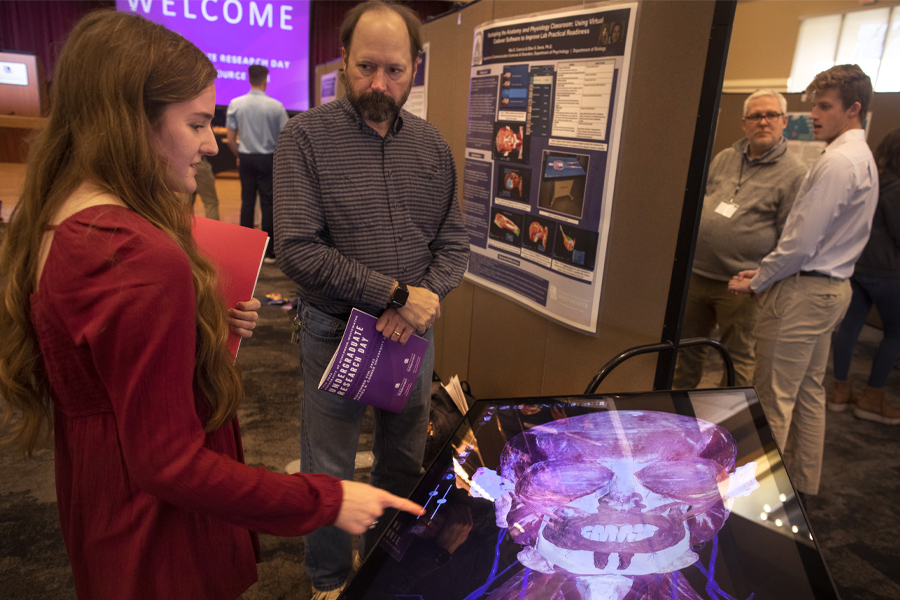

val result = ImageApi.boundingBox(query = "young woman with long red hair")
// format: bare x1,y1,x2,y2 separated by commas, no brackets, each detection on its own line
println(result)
0,11,421,599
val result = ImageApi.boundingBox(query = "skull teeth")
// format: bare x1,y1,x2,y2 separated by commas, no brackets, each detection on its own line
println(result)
580,523,657,542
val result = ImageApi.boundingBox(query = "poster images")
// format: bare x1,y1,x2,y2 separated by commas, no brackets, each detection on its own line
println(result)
553,224,598,275
499,65,530,110
538,151,590,219
489,208,524,250
599,21,626,48
492,121,530,163
495,165,531,204
473,30,484,66
522,215,554,255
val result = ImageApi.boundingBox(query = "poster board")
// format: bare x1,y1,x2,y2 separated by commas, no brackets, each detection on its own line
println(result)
460,4,637,334
315,57,344,107
783,111,872,168
783,112,826,168
406,42,431,120
422,0,721,397
321,70,339,105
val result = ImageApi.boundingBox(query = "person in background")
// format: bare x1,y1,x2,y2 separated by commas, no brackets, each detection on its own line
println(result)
183,156,220,220
829,127,900,425
675,89,806,389
729,65,879,500
226,64,287,262
274,2,469,598
0,12,421,600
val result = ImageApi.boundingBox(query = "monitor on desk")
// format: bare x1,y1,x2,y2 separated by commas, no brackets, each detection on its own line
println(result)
342,388,839,600
0,51,43,117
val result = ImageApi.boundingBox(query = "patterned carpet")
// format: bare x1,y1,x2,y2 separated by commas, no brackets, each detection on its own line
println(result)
694,325,900,600
1,261,899,599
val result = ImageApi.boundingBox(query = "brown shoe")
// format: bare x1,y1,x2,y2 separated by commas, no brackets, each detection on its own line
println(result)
853,386,900,425
311,585,345,600
827,379,856,412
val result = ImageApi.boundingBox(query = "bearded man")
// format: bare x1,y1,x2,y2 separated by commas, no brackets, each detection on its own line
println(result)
273,2,469,598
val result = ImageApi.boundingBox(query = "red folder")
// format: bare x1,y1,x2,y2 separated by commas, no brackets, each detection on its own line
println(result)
192,217,269,358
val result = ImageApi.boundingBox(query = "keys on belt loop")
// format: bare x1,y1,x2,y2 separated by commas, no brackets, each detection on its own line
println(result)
290,300,303,345
290,314,302,345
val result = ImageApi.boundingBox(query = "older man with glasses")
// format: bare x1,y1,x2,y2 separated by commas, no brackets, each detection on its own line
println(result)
674,89,807,389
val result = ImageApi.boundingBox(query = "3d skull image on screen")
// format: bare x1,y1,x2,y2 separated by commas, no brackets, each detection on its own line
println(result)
472,411,758,600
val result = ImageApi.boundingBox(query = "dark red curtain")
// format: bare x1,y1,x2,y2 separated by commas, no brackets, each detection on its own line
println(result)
0,1,114,81
309,1,458,107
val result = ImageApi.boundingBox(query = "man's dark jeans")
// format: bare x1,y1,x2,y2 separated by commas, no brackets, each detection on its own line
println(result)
238,152,275,257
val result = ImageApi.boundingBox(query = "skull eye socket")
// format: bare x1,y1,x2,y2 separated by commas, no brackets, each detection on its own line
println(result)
635,460,727,504
516,460,615,505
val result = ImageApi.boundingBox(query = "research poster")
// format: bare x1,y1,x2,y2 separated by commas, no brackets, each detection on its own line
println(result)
461,4,636,333
320,70,338,105
783,113,826,168
405,42,430,120
784,111,871,168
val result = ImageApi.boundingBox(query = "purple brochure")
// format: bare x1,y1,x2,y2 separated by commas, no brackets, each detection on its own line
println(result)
318,309,428,413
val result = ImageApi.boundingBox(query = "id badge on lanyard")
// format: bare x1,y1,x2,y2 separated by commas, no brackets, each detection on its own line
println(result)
714,200,738,218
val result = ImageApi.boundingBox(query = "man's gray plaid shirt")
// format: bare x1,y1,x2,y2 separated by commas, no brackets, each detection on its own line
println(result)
273,96,469,318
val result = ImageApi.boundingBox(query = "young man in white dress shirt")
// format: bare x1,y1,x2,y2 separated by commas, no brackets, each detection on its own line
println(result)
729,64,878,499
674,90,806,389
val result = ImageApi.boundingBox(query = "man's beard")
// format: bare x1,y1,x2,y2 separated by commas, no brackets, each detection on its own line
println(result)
342,72,413,124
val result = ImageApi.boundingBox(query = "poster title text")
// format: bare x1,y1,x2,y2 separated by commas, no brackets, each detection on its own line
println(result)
486,18,602,44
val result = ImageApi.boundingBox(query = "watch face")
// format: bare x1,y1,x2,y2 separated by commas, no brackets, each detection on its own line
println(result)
392,285,409,307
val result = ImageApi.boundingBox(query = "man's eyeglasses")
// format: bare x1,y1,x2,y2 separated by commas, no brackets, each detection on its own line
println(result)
744,112,784,123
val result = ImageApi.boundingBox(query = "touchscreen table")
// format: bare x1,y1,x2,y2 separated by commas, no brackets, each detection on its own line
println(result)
543,156,586,209
342,389,839,600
